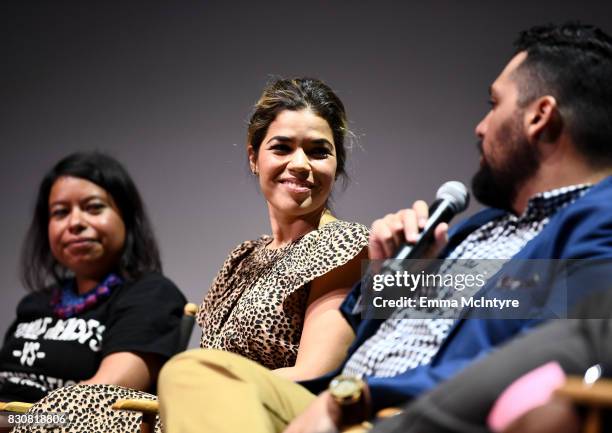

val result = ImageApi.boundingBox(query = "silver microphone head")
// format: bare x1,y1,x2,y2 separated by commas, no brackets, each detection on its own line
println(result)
436,181,470,213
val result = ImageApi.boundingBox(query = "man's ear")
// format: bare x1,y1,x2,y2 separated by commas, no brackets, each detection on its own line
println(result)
524,96,561,143
247,144,257,174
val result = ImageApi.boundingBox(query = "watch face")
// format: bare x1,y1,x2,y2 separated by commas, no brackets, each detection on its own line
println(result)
330,376,362,400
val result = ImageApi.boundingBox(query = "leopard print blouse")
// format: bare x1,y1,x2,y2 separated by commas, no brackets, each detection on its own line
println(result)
198,219,369,369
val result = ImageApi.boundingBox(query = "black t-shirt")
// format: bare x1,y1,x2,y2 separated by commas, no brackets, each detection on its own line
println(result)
0,272,186,402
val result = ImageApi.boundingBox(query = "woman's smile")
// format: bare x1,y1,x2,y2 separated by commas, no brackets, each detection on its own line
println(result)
278,177,316,194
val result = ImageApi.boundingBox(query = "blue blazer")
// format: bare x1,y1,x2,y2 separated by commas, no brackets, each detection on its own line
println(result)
300,176,612,412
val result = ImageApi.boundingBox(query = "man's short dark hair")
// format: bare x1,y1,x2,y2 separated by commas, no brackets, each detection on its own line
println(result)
513,23,612,166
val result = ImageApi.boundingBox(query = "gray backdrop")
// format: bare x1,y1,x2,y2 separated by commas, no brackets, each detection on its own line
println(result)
2,1,611,348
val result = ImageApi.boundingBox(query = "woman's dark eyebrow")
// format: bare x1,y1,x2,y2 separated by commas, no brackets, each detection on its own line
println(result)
49,194,105,207
311,138,333,148
265,135,292,144
264,136,333,148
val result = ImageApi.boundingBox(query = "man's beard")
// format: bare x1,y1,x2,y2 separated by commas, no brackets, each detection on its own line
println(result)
471,114,540,212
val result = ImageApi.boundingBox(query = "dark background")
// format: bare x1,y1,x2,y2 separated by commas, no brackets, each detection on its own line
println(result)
2,1,611,347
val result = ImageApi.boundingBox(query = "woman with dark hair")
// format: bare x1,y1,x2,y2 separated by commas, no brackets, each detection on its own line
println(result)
196,77,368,379
0,152,186,403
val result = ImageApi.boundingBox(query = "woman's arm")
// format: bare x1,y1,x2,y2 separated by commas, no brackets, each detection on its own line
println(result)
80,274,185,391
80,351,164,391
274,247,367,381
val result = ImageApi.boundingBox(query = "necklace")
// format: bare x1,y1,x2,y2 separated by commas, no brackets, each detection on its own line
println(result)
51,273,123,319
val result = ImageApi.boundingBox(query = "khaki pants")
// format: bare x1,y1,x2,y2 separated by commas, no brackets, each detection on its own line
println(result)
158,349,317,433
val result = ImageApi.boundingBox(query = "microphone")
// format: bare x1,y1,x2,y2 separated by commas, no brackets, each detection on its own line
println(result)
385,181,470,268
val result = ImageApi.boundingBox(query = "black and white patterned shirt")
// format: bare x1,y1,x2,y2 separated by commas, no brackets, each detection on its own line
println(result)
342,184,591,378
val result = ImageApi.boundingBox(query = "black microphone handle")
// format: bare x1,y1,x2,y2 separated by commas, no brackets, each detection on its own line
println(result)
379,200,456,275
394,199,455,261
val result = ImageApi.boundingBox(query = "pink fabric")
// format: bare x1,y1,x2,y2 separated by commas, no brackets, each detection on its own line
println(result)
487,361,567,432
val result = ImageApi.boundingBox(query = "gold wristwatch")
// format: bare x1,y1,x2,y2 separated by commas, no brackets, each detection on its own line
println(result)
328,375,367,426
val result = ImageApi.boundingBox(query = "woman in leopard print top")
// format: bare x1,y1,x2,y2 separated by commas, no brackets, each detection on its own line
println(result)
198,77,368,379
